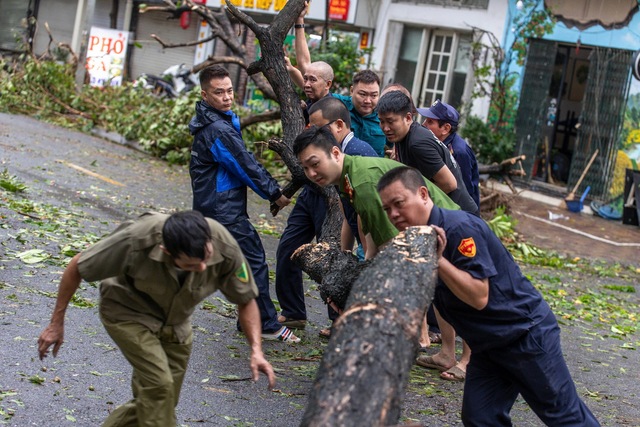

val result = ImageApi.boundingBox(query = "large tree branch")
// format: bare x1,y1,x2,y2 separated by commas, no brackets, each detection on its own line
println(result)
151,33,217,49
300,227,438,426
240,109,281,128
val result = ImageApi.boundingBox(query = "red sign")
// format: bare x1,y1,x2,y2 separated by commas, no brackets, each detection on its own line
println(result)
329,0,349,21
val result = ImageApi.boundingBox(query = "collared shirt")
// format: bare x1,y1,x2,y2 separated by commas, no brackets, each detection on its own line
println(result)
428,206,550,353
333,93,386,157
341,131,355,152
338,155,460,246
77,212,258,342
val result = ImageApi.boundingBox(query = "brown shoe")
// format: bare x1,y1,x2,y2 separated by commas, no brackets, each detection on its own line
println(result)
277,315,307,329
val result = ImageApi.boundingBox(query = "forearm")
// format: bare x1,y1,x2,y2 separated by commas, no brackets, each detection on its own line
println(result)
238,299,264,354
364,234,379,260
50,254,83,325
294,18,311,72
432,166,458,194
340,219,355,252
288,65,304,89
437,258,488,310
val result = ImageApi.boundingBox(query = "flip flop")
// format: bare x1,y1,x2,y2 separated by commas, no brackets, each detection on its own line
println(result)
415,355,453,372
440,366,466,382
318,328,332,339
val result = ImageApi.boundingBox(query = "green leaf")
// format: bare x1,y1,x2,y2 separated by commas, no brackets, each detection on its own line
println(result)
15,249,49,264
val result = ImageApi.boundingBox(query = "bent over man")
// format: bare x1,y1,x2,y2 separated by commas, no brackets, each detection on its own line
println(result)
38,211,276,427
377,167,600,427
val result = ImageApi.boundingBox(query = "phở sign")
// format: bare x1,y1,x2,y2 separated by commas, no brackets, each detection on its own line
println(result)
85,27,129,87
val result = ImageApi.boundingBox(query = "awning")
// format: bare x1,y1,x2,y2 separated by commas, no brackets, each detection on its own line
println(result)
544,0,639,30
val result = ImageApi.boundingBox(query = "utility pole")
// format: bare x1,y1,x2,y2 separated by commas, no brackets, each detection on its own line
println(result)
71,0,96,88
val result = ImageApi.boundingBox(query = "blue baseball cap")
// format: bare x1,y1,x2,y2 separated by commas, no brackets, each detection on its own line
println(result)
416,99,460,127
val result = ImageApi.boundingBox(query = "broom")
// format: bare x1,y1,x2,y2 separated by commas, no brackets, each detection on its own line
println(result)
565,149,599,203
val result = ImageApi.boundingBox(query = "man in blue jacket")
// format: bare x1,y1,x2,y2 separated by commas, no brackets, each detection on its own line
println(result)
189,65,299,343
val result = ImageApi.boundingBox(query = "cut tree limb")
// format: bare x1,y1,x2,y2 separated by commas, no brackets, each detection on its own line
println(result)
478,155,526,174
300,226,438,427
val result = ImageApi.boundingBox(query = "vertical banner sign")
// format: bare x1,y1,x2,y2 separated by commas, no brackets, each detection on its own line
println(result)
85,27,129,87
359,32,369,49
194,20,213,65
329,0,350,21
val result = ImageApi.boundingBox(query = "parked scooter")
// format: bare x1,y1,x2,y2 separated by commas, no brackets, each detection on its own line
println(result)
134,63,199,98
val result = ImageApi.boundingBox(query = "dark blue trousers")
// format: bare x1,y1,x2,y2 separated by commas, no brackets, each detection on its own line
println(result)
462,313,600,426
275,187,326,320
226,219,281,333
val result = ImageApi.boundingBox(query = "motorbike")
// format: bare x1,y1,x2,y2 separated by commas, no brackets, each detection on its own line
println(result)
134,63,199,98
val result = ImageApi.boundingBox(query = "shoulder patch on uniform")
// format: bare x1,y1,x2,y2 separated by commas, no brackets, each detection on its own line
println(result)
235,262,249,283
343,173,354,203
457,237,476,258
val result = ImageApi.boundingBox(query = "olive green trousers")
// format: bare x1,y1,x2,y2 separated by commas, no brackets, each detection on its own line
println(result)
101,316,193,427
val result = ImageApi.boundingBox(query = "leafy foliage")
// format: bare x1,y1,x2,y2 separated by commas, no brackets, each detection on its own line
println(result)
0,169,27,193
459,116,515,164
467,0,555,161
0,56,285,167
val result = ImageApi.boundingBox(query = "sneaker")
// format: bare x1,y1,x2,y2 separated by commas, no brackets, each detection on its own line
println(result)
262,326,300,343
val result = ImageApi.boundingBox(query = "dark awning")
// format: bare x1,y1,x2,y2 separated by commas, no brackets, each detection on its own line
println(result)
544,0,639,30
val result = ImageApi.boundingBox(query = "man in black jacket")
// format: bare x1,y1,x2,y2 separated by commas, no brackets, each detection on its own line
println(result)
189,65,299,343
377,91,478,215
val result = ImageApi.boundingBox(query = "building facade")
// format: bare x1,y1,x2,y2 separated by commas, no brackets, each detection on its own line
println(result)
509,0,639,200
369,0,508,118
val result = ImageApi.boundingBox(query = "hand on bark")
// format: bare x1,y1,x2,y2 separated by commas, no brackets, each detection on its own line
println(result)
298,1,309,21
250,351,276,390
327,297,344,315
385,146,397,160
275,194,291,208
38,323,64,360
431,225,447,262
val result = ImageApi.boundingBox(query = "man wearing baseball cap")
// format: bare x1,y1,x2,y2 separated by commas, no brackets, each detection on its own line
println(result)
418,100,480,208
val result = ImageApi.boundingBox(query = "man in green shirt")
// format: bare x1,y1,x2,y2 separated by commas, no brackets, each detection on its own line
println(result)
38,211,275,427
293,126,459,259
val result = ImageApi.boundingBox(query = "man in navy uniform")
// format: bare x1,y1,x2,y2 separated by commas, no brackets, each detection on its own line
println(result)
377,166,600,427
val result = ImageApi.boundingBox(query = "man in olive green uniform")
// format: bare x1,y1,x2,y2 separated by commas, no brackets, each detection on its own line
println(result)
293,125,459,260
38,211,275,427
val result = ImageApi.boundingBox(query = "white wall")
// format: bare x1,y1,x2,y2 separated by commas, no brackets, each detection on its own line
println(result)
129,10,199,79
32,1,77,55
371,0,509,119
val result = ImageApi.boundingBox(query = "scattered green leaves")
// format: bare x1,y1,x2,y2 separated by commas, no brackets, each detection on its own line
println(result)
27,375,45,385
15,249,49,265
0,169,27,193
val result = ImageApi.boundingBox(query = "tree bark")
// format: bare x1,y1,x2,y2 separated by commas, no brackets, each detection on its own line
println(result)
290,185,369,310
300,226,438,427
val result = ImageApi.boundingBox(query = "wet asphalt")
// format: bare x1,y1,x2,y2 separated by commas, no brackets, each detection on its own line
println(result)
1,113,639,426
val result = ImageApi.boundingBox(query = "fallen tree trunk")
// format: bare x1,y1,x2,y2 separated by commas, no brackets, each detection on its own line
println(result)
300,226,438,427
